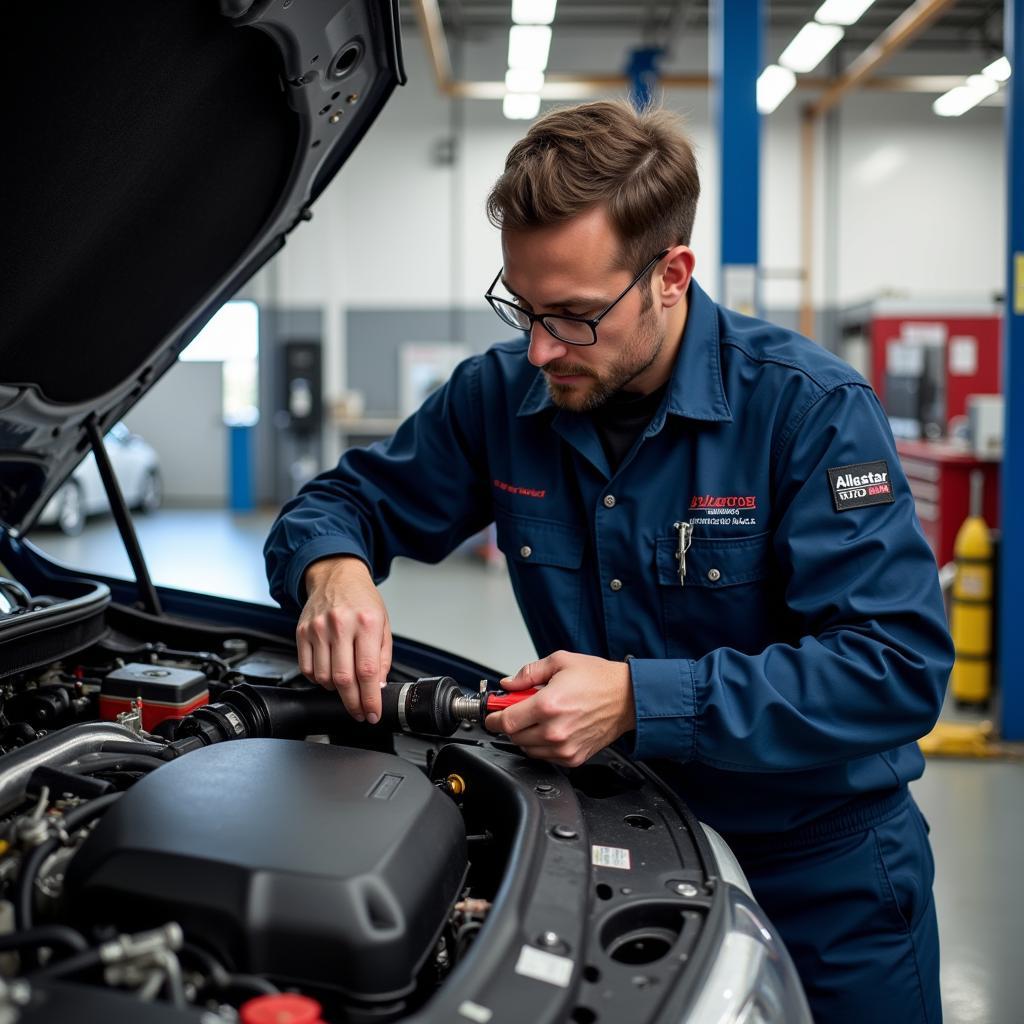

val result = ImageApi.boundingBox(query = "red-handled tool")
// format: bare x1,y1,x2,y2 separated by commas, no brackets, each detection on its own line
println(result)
480,687,542,713
446,683,544,724
373,677,545,734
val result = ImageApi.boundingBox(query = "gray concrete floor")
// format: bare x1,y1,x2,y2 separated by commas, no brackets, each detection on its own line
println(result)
28,508,1024,1023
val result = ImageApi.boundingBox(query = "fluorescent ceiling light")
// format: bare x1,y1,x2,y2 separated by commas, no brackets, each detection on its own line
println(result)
933,87,980,117
982,56,1011,82
512,0,557,25
813,0,876,26
966,74,999,99
779,22,844,74
933,76,997,117
757,64,797,114
508,25,552,70
503,92,541,119
505,68,545,93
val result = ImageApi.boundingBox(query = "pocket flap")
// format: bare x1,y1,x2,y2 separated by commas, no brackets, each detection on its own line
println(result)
495,512,585,569
656,532,770,588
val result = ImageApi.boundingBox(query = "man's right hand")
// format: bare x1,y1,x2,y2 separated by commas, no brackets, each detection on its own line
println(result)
297,556,392,723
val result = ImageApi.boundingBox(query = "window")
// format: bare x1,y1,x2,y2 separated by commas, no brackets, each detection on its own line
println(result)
182,301,260,426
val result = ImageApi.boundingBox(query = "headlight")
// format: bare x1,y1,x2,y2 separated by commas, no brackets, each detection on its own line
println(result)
686,826,813,1024
700,822,754,898
689,896,809,1023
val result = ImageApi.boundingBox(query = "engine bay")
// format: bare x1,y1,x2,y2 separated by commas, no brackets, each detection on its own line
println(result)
0,571,720,1024
0,598,491,1021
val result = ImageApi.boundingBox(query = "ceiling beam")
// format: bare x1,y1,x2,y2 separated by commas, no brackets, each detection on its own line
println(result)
412,0,454,95
808,0,960,116
413,0,967,103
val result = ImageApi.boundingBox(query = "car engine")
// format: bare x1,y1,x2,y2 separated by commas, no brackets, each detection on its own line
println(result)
0,576,499,1023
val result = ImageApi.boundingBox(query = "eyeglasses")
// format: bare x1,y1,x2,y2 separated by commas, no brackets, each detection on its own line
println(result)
484,249,670,346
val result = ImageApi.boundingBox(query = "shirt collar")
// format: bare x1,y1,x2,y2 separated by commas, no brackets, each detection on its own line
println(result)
517,277,732,423
662,277,732,423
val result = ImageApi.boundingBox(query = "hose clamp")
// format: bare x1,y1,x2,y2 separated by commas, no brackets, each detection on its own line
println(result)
397,682,413,733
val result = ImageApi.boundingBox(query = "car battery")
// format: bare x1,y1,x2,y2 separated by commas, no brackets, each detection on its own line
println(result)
99,663,209,731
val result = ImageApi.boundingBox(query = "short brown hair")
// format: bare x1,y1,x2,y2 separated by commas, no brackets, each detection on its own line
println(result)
486,100,700,275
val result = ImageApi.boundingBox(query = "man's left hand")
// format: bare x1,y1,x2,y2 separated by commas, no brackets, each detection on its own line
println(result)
484,651,635,767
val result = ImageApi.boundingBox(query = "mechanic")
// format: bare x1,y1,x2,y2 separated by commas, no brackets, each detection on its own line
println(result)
265,100,952,1023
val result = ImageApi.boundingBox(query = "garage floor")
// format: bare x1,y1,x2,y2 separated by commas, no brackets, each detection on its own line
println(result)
30,508,1023,1024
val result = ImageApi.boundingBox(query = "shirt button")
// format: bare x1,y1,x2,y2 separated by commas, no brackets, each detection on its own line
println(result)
603,494,616,508
707,567,721,582
609,579,623,592
520,545,532,558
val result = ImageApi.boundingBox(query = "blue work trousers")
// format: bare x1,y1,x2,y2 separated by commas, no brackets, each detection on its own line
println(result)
727,790,941,1023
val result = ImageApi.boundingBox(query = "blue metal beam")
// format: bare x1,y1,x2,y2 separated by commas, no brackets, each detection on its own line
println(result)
625,46,664,111
710,0,762,315
1001,0,1024,740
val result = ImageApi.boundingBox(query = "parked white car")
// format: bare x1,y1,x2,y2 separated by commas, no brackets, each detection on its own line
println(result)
38,422,161,535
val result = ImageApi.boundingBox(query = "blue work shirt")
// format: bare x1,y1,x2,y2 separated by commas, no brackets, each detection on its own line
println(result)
265,280,953,836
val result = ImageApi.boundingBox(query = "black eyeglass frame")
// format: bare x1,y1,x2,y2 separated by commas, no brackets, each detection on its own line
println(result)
484,248,671,346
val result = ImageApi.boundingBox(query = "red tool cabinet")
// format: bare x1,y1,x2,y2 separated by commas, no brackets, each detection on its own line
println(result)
896,439,1001,567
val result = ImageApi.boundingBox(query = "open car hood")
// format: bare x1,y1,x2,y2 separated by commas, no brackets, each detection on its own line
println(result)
0,0,404,534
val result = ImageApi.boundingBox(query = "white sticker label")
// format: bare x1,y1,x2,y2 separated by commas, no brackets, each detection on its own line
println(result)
901,321,947,347
591,844,631,870
949,336,978,376
514,945,574,988
458,1001,493,1023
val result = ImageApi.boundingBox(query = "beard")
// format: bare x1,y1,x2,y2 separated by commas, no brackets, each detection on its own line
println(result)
545,305,665,412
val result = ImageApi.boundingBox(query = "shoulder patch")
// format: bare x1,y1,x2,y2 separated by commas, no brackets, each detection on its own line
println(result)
827,460,895,512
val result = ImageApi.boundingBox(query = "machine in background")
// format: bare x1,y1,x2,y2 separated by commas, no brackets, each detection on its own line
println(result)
839,297,1004,570
839,296,1002,442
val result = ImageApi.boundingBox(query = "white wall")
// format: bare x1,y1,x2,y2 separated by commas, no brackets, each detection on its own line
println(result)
125,362,227,505
835,90,1004,304
244,24,1007,390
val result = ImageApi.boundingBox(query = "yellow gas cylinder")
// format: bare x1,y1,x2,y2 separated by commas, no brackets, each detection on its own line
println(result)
949,472,994,707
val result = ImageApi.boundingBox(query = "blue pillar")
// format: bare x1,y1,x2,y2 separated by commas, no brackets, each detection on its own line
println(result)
710,0,762,317
1001,0,1024,740
229,424,255,513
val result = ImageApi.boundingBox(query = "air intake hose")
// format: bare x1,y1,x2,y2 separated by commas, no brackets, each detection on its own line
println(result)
171,677,468,752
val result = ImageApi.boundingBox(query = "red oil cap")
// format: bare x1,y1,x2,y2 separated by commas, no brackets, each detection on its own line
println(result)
240,994,324,1024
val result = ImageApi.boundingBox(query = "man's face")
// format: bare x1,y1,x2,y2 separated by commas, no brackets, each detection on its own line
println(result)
501,207,674,412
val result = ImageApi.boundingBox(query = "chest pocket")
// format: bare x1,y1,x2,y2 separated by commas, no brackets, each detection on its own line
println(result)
655,531,775,658
494,511,585,655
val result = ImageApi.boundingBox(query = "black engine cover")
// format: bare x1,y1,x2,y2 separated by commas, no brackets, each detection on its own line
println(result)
64,739,467,1001
19,982,209,1023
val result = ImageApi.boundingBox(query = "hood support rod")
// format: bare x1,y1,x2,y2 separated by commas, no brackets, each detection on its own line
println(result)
84,417,161,617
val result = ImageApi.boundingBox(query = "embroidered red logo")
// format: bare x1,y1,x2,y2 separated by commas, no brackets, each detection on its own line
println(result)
494,478,546,499
689,494,757,509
